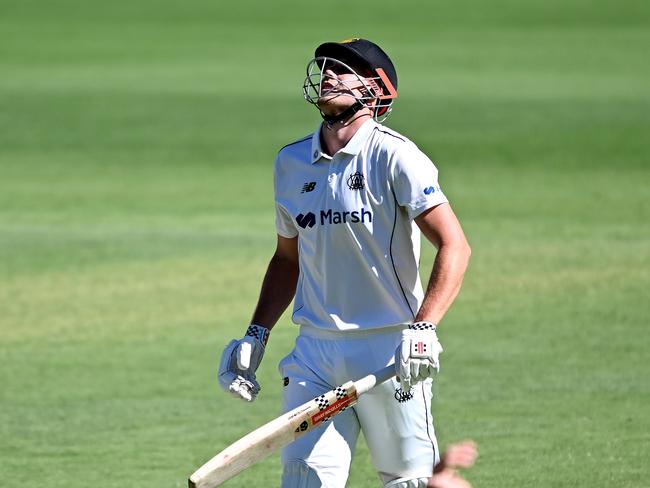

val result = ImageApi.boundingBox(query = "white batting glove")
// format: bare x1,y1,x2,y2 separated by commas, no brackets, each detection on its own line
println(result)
395,322,443,391
218,324,269,402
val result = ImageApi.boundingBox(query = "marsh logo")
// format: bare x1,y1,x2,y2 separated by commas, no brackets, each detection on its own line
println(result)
295,208,372,229
296,212,316,229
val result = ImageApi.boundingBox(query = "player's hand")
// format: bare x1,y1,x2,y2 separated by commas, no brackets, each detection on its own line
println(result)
218,325,269,402
427,469,473,488
394,322,443,391
429,440,477,488
439,440,478,470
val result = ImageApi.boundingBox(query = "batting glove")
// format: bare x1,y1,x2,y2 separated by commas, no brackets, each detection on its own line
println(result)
395,322,443,391
218,324,269,402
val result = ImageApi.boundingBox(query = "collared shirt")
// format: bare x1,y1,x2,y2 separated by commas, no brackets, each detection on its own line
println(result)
274,119,448,331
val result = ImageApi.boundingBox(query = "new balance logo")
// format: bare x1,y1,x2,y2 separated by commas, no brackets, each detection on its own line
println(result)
296,212,316,229
424,186,436,195
301,182,317,193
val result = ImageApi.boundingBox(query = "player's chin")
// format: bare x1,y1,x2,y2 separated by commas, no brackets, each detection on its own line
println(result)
317,96,356,114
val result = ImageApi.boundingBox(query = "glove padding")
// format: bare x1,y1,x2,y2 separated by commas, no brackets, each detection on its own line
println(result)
218,325,268,402
395,322,443,391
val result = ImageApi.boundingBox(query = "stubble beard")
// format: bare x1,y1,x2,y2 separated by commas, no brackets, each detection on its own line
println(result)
317,92,357,117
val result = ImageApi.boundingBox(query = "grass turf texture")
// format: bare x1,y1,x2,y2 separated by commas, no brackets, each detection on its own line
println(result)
1,0,649,486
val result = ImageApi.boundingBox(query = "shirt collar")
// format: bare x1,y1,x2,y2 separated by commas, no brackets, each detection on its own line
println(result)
310,119,377,164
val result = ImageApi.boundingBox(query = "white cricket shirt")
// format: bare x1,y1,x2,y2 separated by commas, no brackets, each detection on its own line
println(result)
274,119,448,331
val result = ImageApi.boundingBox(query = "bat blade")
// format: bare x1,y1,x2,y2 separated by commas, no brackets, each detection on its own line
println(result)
189,365,393,488
188,415,297,488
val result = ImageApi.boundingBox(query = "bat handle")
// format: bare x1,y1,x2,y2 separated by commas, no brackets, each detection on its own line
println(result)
354,365,395,396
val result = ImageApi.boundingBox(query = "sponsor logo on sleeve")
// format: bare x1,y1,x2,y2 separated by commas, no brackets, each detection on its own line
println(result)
424,186,436,195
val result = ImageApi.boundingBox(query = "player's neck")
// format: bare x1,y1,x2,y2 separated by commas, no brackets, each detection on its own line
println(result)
320,113,372,156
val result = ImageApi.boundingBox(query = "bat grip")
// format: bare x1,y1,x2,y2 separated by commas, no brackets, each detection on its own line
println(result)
354,365,395,396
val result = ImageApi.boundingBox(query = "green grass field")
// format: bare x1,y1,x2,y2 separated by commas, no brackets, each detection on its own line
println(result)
1,0,649,486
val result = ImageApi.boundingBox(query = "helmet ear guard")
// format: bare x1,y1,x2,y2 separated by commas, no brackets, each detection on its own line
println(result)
373,67,398,119
375,68,398,99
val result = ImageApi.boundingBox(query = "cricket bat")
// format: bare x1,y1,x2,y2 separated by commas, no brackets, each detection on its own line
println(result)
189,365,395,488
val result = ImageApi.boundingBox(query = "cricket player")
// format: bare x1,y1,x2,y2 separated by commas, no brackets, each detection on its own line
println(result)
219,38,471,488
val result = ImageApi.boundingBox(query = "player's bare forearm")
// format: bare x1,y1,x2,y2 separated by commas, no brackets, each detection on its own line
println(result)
415,240,470,324
250,235,299,331
414,204,471,325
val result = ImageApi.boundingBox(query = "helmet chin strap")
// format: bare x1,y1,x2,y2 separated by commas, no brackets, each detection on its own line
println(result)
321,100,365,126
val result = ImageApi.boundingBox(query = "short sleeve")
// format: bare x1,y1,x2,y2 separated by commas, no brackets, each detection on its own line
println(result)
390,145,449,220
274,152,298,238
275,202,298,238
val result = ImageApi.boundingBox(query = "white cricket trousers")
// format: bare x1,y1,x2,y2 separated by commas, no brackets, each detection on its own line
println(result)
278,325,439,488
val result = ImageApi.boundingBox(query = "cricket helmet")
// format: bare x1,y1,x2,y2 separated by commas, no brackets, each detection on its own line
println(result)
303,38,398,123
